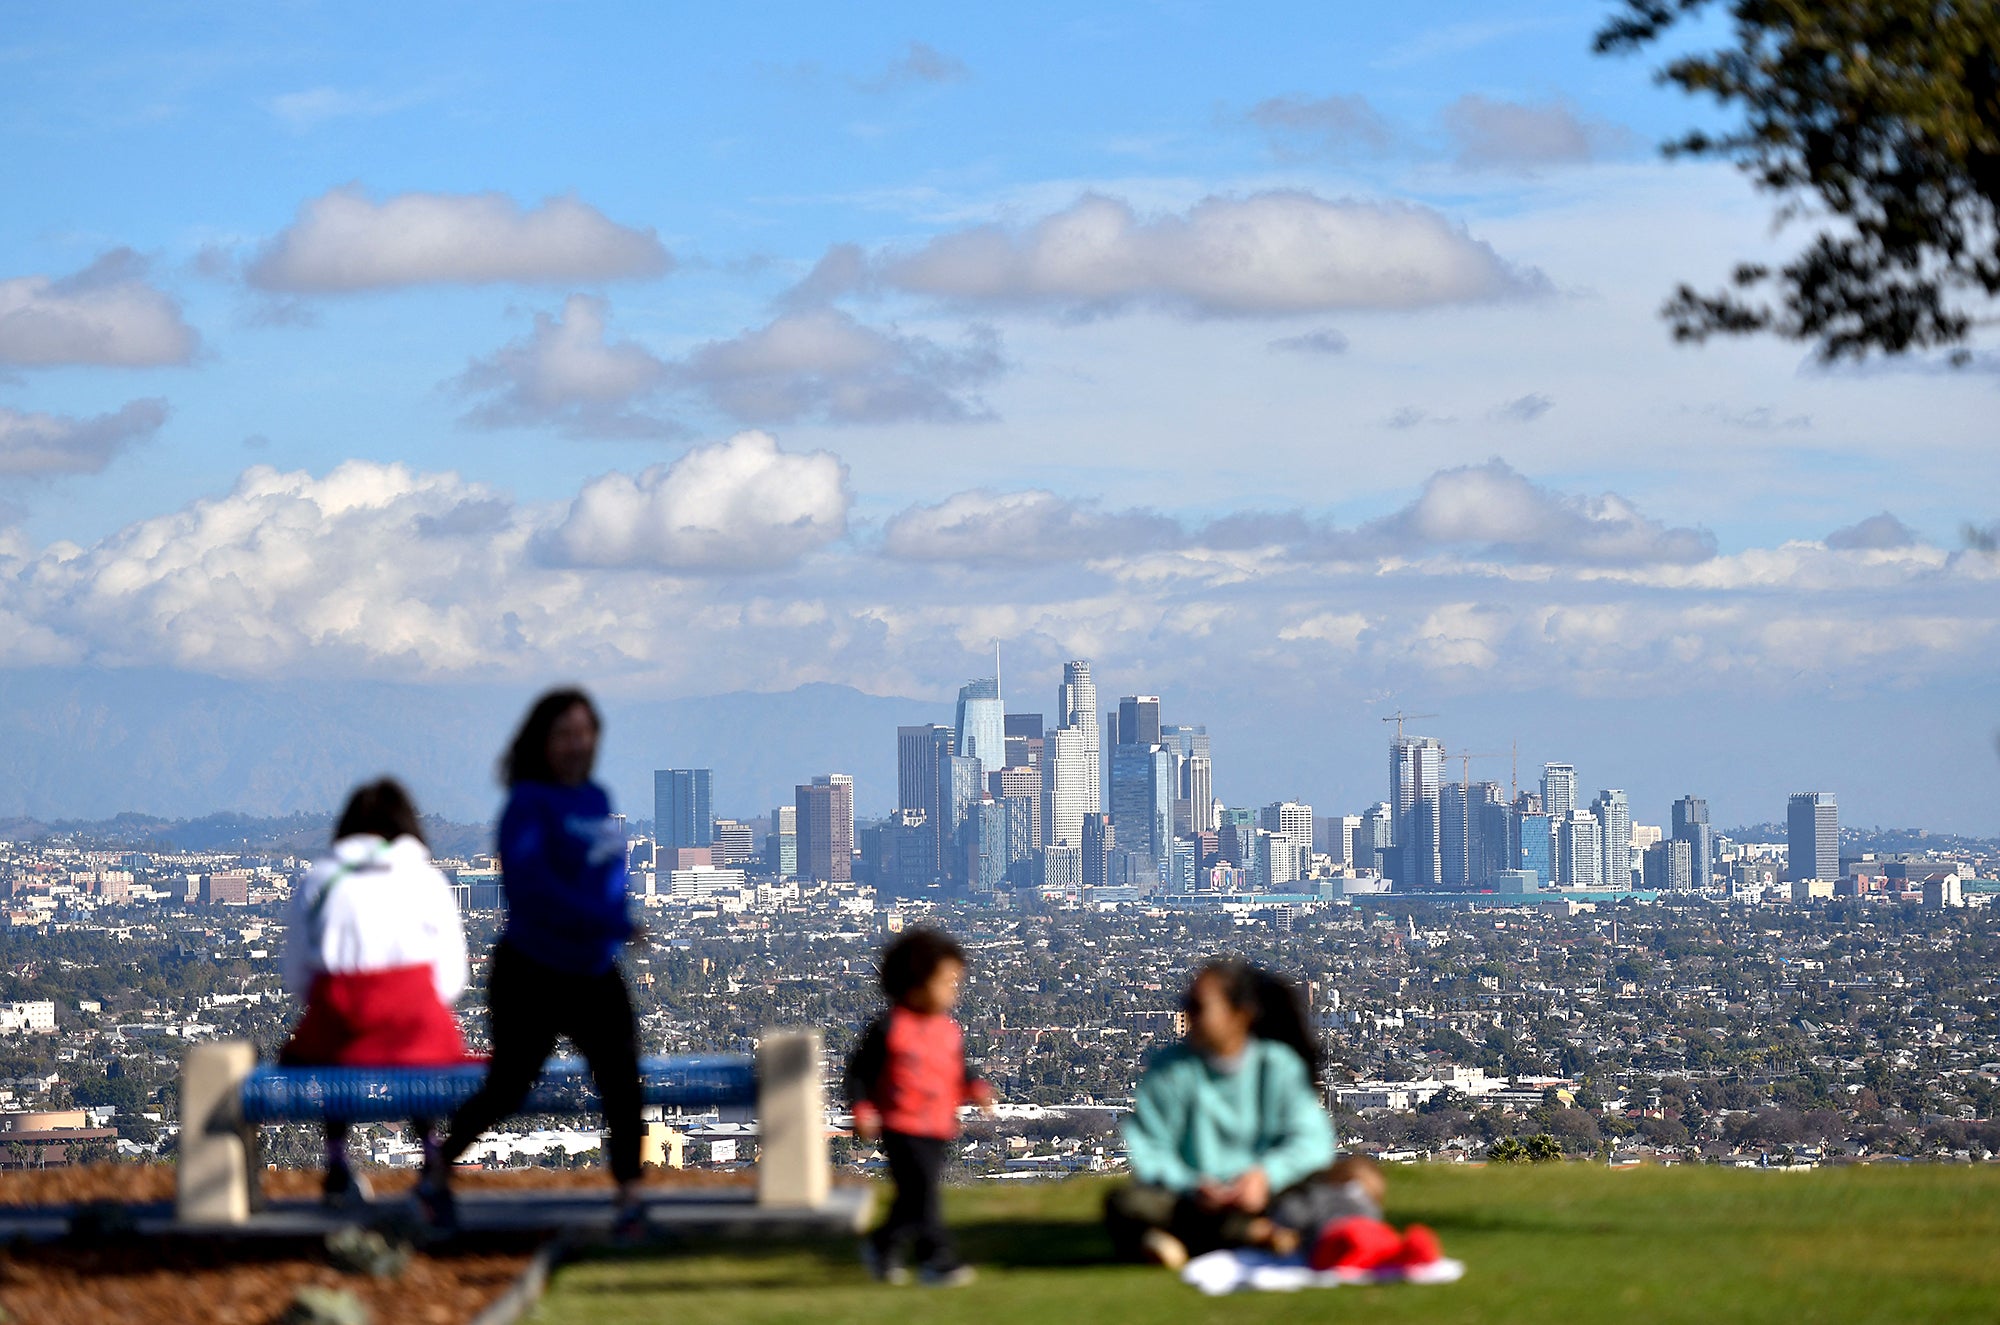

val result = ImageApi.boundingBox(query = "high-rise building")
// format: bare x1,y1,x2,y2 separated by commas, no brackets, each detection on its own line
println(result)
1260,801,1313,879
1043,725,1095,849
991,765,1042,852
1787,792,1839,883
865,809,931,899
765,805,797,878
897,723,955,878
955,678,1005,778
1557,810,1601,888
710,818,755,864
1255,830,1299,890
1643,837,1692,891
1358,802,1395,874
1672,795,1713,889
938,754,982,884
1080,813,1114,889
1440,783,1472,888
1185,754,1215,834
1043,841,1083,890
1541,763,1577,819
1117,696,1162,749
1391,737,1444,890
1470,783,1508,885
795,775,853,883
1110,742,1173,869
654,769,713,849
967,797,1010,894
1057,660,1101,814
1004,713,1045,769
1317,814,1362,866
1218,806,1256,866
1591,790,1632,890
1518,811,1553,886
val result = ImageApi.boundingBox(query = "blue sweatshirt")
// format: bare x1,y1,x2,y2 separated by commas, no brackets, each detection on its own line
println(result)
498,780,631,975
1124,1039,1336,1195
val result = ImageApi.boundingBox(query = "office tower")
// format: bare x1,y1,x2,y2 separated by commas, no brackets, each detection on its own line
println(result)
654,769,714,849
991,765,1042,852
955,678,1005,777
1643,838,1692,891
1004,713,1045,769
938,754,983,884
1467,783,1506,885
1541,763,1577,819
1260,801,1313,879
1043,842,1082,889
1218,806,1256,865
1185,753,1215,833
1255,830,1299,890
863,809,932,899
1110,742,1173,869
1043,725,1095,850
1518,811,1553,886
1557,810,1601,889
967,797,1009,894
1440,783,1472,888
795,775,854,883
1316,814,1361,865
1081,813,1114,889
1788,792,1839,883
1672,795,1713,889
1170,839,1199,893
1592,790,1632,890
1391,736,1444,890
898,723,954,877
710,818,755,864
766,805,797,878
1118,696,1162,749
1358,802,1395,874
1057,660,1101,814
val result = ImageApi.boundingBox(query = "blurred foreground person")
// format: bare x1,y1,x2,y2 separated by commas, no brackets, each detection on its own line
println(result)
282,778,468,1207
424,688,644,1236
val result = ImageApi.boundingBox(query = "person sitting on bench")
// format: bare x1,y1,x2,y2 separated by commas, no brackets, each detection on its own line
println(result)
282,778,470,1207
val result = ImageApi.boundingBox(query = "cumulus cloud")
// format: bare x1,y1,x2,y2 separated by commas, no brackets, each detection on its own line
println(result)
795,191,1546,318
679,309,1002,425
1441,95,1633,172
455,294,679,438
544,431,850,571
883,490,1183,564
246,186,672,291
1247,93,1394,158
0,399,167,477
1358,459,1715,565
858,41,969,92
1492,392,1553,423
456,299,1002,434
0,252,200,367
1826,512,1920,551
1268,328,1350,355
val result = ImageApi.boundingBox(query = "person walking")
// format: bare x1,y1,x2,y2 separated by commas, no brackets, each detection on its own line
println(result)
421,688,645,1236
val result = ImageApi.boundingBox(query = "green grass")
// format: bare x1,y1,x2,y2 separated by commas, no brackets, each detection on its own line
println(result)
530,1165,2000,1324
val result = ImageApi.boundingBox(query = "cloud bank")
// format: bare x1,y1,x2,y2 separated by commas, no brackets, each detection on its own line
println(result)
0,252,200,367
0,399,168,477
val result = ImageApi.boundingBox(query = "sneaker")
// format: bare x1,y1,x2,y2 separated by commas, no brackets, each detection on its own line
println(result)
321,1165,374,1210
861,1242,911,1285
918,1262,977,1288
1140,1228,1188,1271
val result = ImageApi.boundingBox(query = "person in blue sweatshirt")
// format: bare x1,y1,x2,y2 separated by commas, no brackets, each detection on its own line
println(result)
423,688,645,1236
1105,959,1338,1267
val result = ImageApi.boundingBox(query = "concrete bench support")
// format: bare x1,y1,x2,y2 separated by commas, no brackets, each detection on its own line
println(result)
177,1040,261,1224
755,1028,827,1208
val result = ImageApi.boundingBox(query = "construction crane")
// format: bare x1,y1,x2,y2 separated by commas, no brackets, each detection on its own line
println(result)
1451,739,1521,800
1380,710,1439,742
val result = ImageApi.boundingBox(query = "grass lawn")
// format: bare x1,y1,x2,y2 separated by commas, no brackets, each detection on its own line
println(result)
531,1164,2000,1324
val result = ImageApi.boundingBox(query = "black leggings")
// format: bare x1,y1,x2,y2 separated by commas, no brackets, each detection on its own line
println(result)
872,1131,955,1270
438,942,643,1183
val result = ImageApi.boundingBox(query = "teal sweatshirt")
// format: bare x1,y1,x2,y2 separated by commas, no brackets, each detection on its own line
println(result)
1124,1039,1336,1194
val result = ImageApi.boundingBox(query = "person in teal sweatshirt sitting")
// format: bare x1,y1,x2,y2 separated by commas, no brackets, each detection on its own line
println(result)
1106,959,1338,1267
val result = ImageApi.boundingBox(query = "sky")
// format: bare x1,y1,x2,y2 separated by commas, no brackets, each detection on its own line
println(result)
2,2,1997,832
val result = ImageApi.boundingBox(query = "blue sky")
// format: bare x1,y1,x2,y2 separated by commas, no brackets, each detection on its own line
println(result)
2,2,1996,831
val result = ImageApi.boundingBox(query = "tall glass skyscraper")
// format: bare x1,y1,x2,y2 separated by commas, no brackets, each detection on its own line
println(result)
1110,742,1173,870
1518,811,1552,886
1672,795,1712,889
1787,792,1839,883
1541,763,1577,819
1043,725,1095,849
955,678,1005,778
1057,660,1100,814
1592,789,1632,889
654,769,713,849
1391,736,1443,890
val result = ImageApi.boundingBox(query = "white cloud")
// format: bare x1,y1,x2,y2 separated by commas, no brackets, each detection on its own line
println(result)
0,399,167,477
801,191,1546,318
882,489,1181,563
677,309,1002,425
544,431,850,571
0,252,200,367
1826,512,1919,551
455,294,678,438
246,186,672,291
1441,95,1633,172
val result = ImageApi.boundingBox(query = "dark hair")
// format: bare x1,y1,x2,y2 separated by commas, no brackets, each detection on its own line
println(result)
334,778,426,847
1191,959,1320,1076
879,928,967,1003
500,687,601,786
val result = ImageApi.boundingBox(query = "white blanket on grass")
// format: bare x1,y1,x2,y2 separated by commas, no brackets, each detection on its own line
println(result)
1181,1248,1466,1295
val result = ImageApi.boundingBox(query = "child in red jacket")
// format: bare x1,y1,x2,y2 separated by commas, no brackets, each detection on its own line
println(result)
845,928,994,1287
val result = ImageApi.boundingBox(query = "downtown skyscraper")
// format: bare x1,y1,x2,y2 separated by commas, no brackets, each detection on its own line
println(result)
1391,736,1444,890
654,768,713,850
1788,792,1839,883
1057,660,1101,815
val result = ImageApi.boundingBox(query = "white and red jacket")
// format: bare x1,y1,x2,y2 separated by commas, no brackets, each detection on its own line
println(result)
281,833,471,1066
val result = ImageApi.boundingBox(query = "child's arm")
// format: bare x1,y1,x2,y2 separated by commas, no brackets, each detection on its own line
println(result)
844,1015,889,1139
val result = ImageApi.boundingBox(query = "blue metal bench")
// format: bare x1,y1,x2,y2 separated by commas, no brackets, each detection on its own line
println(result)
177,1033,827,1225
